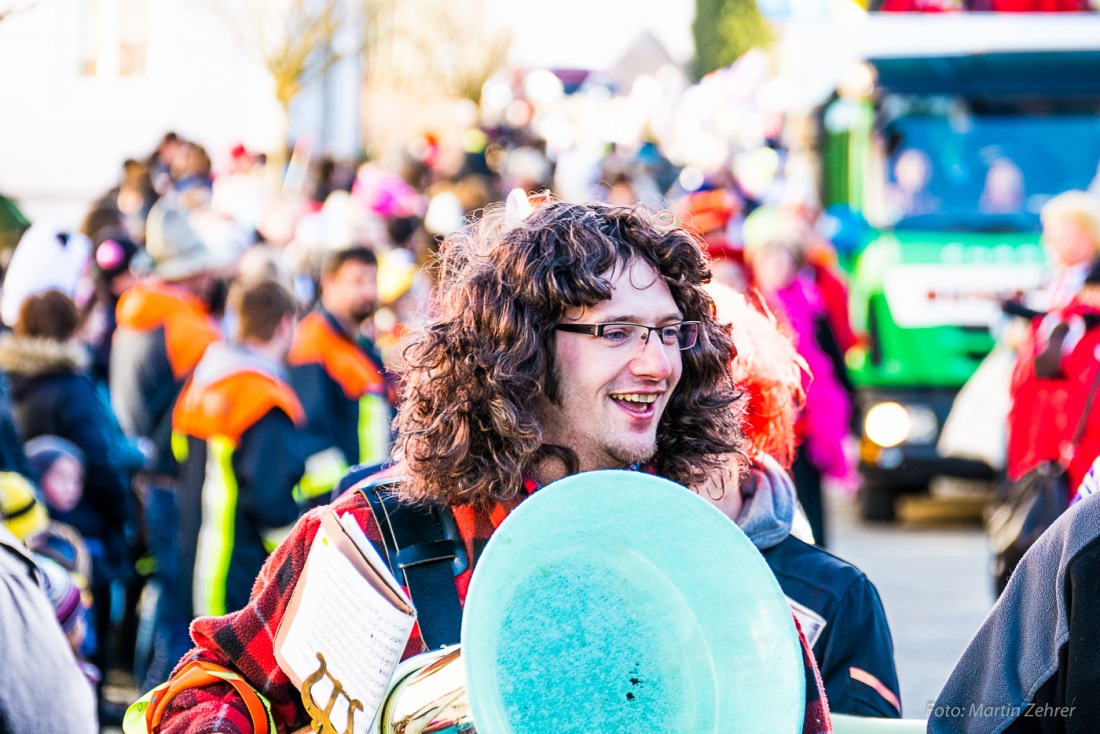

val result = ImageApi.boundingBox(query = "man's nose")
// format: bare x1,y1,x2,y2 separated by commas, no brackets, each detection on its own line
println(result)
632,332,673,379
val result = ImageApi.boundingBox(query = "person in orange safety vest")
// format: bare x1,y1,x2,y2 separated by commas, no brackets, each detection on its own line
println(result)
172,279,305,619
288,246,394,509
109,201,222,690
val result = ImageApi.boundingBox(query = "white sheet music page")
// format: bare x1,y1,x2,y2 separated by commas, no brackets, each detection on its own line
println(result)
277,519,416,734
339,511,411,606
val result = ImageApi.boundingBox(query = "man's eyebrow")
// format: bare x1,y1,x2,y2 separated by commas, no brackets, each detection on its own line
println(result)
599,313,685,324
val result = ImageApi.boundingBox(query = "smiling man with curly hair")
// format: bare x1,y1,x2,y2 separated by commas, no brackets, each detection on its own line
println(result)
139,199,833,734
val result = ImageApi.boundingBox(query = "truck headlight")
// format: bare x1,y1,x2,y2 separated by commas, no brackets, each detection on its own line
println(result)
905,405,939,445
864,402,938,447
864,402,910,448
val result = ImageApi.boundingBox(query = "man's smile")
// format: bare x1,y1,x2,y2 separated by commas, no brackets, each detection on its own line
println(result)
608,390,664,419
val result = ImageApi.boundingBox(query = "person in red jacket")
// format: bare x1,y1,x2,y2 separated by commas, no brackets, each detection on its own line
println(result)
1007,260,1100,504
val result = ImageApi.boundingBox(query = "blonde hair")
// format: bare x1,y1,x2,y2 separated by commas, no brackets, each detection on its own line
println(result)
1041,191,1100,251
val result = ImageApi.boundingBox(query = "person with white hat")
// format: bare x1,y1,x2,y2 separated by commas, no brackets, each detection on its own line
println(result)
0,222,91,329
109,200,222,691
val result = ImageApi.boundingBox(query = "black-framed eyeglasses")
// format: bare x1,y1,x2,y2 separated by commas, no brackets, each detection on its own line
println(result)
554,321,700,350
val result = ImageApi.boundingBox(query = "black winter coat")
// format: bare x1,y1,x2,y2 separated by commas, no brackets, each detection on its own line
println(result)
0,335,131,545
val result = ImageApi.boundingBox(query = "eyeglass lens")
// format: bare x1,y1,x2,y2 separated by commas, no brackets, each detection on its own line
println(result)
637,322,697,349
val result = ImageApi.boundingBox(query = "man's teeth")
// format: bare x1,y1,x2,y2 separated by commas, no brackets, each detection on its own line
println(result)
612,393,658,404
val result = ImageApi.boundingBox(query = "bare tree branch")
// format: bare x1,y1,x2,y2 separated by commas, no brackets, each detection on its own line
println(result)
0,0,41,24
210,0,360,112
362,0,513,102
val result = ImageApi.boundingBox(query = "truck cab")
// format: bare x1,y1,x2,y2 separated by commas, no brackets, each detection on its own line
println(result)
807,14,1100,519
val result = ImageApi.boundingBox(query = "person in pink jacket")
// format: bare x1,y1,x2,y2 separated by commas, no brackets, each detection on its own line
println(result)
746,219,855,547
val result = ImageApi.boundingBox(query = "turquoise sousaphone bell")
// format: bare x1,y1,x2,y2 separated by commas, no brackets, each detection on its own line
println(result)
458,469,807,733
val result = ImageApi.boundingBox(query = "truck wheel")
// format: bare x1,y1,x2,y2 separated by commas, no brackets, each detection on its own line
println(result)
859,483,897,522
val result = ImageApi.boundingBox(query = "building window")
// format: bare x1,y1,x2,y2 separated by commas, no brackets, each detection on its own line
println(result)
118,0,147,76
78,0,100,76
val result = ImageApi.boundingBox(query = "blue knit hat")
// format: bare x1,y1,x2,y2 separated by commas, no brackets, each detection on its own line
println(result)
24,435,85,483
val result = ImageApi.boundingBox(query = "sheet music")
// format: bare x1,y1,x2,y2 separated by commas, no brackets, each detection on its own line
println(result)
278,522,416,734
339,511,411,606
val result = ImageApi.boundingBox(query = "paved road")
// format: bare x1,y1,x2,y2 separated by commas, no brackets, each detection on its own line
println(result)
826,488,996,720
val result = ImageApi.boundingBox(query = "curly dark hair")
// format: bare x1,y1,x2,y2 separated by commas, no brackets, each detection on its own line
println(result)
394,200,744,508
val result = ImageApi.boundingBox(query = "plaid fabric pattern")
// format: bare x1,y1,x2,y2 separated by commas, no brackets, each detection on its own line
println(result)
156,476,831,733
797,615,834,734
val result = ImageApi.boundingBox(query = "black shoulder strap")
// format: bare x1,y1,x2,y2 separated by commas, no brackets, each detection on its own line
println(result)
356,477,467,650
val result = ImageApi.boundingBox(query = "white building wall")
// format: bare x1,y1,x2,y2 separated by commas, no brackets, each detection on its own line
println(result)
0,0,285,226
0,0,694,227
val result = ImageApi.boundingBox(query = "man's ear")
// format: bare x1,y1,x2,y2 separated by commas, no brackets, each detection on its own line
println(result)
280,314,296,340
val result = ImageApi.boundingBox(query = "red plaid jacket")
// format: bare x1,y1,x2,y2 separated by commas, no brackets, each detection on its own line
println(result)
156,478,832,733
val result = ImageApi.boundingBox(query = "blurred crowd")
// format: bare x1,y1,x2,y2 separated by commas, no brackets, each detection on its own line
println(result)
0,91,865,725
2,60,1099,730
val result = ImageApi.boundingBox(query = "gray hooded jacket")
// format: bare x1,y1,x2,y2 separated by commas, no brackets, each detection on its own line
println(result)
931,492,1100,733
0,525,96,732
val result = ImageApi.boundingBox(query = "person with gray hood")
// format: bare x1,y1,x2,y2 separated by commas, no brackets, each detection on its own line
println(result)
170,279,305,624
705,285,901,718
930,487,1100,733
0,523,96,732
732,453,901,718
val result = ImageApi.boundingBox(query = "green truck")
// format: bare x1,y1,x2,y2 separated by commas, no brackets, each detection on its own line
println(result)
806,13,1100,519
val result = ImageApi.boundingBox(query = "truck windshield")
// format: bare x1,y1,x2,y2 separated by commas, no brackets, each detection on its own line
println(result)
884,112,1100,232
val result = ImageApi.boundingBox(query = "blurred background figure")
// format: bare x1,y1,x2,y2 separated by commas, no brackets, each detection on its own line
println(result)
1006,265,1100,501
887,148,940,221
1037,191,1100,311
81,232,145,384
1004,193,1100,491
109,201,222,692
0,518,97,731
0,223,91,328
0,290,133,722
21,437,102,689
147,132,182,197
706,284,902,718
96,160,158,245
26,436,86,520
979,157,1025,215
743,213,856,548
288,246,394,511
678,185,748,291
172,278,304,622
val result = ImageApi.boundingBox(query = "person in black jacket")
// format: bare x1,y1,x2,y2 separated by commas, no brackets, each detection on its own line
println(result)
287,246,393,509
738,455,901,717
0,370,32,478
0,289,132,709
